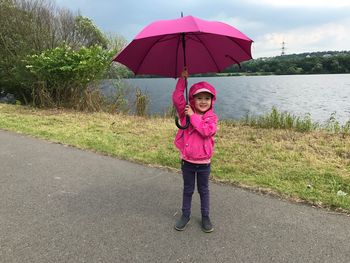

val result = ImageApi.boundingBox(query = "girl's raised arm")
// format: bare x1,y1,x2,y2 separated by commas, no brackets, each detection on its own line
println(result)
172,68,189,117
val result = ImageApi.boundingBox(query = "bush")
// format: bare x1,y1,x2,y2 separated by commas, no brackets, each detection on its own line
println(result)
25,44,113,109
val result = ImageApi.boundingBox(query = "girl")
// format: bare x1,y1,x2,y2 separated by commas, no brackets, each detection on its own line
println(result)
172,68,218,233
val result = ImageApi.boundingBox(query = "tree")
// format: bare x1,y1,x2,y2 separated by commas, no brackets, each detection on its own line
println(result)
330,59,341,73
0,0,118,102
73,16,108,49
311,62,323,74
0,0,37,98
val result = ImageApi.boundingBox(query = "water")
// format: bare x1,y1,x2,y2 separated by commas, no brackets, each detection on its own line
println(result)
103,74,350,124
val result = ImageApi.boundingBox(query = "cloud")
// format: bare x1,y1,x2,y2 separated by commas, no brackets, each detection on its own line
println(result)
245,0,350,8
253,18,350,57
209,13,265,34
54,0,350,58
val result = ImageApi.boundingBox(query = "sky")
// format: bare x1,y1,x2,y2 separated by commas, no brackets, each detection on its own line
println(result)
55,0,350,58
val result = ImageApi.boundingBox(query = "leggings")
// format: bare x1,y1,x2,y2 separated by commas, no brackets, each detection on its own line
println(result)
181,159,211,217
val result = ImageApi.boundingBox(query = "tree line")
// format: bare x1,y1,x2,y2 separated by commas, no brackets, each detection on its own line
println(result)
224,51,350,75
0,0,130,108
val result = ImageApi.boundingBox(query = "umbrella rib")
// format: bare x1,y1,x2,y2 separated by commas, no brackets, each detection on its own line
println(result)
157,34,178,43
175,34,181,78
225,55,242,69
191,34,221,72
225,36,252,59
134,35,176,75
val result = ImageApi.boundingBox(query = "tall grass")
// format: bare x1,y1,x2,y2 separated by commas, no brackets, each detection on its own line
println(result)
164,104,177,118
31,79,151,117
134,88,149,116
242,107,350,134
324,112,350,133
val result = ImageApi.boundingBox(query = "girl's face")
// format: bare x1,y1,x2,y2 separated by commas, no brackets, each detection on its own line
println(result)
193,92,212,114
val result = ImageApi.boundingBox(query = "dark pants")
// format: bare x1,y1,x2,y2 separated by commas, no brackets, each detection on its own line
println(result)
181,160,211,218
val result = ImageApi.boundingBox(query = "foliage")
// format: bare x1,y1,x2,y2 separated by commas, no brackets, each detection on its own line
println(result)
0,0,129,103
134,88,149,116
223,51,350,75
102,79,143,114
74,15,108,49
242,107,317,132
164,104,177,118
324,112,350,134
24,44,113,108
103,32,132,79
241,107,350,134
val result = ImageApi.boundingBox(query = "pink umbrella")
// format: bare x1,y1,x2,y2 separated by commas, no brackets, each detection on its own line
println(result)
114,14,253,129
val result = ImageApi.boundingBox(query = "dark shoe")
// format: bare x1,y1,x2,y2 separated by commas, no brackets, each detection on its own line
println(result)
201,216,214,233
174,215,190,231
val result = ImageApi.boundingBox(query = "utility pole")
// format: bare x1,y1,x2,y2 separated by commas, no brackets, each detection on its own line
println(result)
281,41,286,56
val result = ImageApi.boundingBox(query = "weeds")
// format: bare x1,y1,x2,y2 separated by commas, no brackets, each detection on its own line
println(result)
164,104,177,118
30,79,150,116
134,88,149,116
242,107,349,134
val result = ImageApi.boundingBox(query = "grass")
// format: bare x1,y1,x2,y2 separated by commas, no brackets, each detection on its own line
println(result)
1,104,350,213
242,106,350,133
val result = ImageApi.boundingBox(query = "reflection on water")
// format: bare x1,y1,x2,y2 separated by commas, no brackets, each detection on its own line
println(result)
104,74,350,124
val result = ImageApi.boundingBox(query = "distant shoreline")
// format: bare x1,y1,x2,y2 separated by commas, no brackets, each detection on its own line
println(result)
129,72,350,79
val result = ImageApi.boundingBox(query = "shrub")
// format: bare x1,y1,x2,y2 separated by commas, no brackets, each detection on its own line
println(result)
25,44,113,109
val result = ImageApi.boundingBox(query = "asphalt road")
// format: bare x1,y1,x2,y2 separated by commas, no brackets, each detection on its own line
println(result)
1,130,350,263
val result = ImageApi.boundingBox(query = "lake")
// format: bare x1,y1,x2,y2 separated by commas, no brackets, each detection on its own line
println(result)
103,74,350,124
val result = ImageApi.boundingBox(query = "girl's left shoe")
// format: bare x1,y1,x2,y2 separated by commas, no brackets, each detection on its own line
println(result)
201,216,214,233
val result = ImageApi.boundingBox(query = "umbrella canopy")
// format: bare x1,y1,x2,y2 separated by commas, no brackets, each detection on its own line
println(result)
114,15,253,78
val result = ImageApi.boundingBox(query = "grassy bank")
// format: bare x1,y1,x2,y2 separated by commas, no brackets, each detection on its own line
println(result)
1,104,350,213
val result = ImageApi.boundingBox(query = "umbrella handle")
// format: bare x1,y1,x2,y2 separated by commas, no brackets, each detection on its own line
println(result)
175,115,190,130
174,73,190,130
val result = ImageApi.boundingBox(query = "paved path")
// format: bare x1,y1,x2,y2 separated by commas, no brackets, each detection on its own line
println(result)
1,130,350,263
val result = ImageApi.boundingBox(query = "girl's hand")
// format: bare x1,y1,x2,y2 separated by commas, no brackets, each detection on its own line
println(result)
184,105,194,116
181,67,189,79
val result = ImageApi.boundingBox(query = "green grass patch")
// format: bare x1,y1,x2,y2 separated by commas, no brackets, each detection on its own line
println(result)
1,104,350,212
241,107,350,134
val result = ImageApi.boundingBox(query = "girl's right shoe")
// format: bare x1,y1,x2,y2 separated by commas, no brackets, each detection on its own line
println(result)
174,215,190,231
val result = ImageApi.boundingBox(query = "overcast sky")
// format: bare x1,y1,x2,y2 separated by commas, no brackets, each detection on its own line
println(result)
55,0,350,58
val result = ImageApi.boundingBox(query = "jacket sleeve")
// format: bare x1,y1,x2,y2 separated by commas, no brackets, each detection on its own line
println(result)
172,78,187,117
190,114,218,138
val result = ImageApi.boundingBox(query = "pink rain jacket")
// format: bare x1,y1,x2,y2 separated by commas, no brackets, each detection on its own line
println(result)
172,78,218,163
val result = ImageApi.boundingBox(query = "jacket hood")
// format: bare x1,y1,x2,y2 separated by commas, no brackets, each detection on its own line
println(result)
189,81,217,112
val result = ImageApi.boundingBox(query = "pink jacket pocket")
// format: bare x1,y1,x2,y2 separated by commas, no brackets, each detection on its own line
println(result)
183,136,213,160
